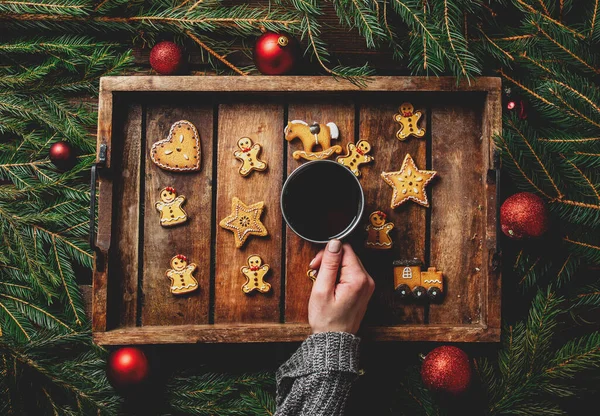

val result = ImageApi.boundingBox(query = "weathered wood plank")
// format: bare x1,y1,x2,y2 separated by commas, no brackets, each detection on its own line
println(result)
109,103,142,328
214,101,283,323
428,94,486,325
284,101,356,323
92,89,113,332
92,323,499,345
141,103,213,325
358,98,427,324
100,76,502,93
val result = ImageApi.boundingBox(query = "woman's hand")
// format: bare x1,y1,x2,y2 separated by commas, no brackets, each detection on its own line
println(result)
308,239,375,334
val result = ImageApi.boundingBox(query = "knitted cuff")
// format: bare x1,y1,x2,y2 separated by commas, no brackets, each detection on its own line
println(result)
301,332,361,374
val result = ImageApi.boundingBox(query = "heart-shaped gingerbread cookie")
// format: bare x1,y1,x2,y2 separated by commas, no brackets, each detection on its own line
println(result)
151,120,201,172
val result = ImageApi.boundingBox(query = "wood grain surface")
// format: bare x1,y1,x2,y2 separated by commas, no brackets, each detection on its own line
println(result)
93,77,501,343
358,96,427,325
428,94,485,324
108,103,142,328
284,101,356,322
140,102,213,326
214,101,284,323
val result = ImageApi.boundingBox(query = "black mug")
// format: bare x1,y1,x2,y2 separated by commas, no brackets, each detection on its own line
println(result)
281,160,365,243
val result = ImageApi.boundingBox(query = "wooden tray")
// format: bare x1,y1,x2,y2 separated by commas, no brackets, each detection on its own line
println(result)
91,76,501,345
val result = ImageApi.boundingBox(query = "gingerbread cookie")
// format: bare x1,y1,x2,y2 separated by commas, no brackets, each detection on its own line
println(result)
155,187,188,227
365,211,394,249
241,255,271,293
219,197,268,248
381,153,437,208
151,120,201,172
284,120,342,160
307,268,317,282
336,140,374,177
393,103,425,140
166,254,198,295
234,137,267,176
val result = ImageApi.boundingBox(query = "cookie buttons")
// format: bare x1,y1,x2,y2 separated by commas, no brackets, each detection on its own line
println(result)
155,186,188,227
166,254,199,295
233,137,267,177
393,103,426,140
337,140,374,177
240,255,271,294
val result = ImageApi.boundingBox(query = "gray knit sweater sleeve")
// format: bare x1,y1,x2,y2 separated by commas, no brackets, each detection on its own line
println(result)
274,332,360,416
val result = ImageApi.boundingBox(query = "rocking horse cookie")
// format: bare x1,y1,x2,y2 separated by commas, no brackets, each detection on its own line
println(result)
284,120,342,161
151,120,201,172
393,103,426,140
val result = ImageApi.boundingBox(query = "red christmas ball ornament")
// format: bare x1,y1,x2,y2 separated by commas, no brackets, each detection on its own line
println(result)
253,32,299,75
149,41,183,75
106,347,150,390
49,141,76,171
500,192,549,239
421,346,472,395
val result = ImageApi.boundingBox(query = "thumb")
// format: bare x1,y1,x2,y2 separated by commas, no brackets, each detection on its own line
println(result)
313,239,342,295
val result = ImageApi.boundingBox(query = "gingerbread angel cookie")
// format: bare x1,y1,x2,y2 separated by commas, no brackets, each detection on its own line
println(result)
394,103,426,140
151,120,201,172
365,210,394,249
219,197,268,248
234,137,267,177
241,255,271,294
155,187,188,227
336,140,374,177
166,254,198,295
284,120,342,161
381,153,437,208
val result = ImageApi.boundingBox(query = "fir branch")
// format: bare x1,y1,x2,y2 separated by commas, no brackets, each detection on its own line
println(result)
186,31,248,76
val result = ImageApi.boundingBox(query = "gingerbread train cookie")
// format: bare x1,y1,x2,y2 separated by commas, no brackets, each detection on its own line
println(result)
284,120,342,161
365,210,394,249
155,187,188,227
381,153,437,208
219,197,268,248
241,255,271,294
234,137,267,177
151,120,201,172
166,254,198,295
394,103,425,140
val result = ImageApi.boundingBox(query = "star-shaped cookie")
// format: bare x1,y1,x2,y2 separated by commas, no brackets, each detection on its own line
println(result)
219,197,268,248
381,154,437,208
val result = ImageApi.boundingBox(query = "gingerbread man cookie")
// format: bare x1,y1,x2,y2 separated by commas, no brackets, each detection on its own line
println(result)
381,153,437,208
151,120,201,172
393,103,425,140
219,197,268,248
155,187,188,227
234,137,267,177
365,211,394,249
166,254,198,295
336,140,374,177
284,120,342,161
241,255,271,293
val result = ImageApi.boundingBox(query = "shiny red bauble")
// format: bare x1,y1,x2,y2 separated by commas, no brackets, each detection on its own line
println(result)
253,32,299,75
500,192,549,239
49,141,76,171
106,347,150,390
421,346,472,395
149,41,183,75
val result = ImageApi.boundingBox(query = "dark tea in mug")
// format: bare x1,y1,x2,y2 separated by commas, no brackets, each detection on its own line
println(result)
281,160,364,243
